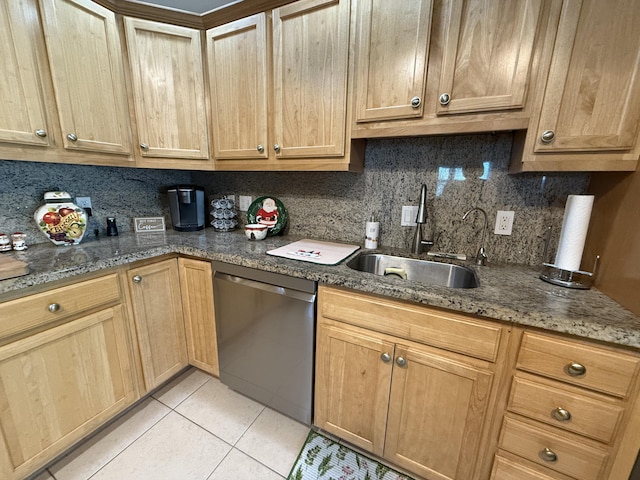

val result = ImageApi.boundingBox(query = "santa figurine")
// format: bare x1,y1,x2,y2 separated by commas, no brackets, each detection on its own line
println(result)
256,198,279,227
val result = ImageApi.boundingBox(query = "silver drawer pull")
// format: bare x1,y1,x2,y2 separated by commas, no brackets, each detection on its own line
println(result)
48,303,60,313
395,356,407,367
539,448,557,463
566,362,587,377
132,275,142,283
380,352,391,363
552,407,572,422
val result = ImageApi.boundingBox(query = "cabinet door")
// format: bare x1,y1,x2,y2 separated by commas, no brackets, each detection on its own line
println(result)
314,322,393,457
272,0,350,158
0,0,52,147
354,0,433,122
124,18,209,160
384,343,494,480
436,0,543,115
207,14,269,161
127,259,188,391
39,0,131,155
0,306,136,480
178,258,218,376
534,0,640,153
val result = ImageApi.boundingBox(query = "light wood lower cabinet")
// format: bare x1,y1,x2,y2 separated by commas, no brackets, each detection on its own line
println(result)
178,258,218,376
315,286,503,480
126,258,189,392
492,329,640,480
0,305,137,480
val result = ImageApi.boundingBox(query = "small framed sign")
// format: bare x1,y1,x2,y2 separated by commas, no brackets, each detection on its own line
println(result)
134,217,166,233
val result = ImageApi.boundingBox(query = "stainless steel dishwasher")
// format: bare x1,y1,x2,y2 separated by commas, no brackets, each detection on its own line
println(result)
212,261,316,425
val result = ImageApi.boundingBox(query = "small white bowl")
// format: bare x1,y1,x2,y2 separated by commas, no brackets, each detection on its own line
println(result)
244,223,268,240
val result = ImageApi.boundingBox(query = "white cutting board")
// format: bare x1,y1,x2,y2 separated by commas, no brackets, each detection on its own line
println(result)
267,239,360,265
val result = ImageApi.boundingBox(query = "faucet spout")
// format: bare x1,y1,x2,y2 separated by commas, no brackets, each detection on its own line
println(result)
462,207,489,266
411,184,433,254
415,184,428,224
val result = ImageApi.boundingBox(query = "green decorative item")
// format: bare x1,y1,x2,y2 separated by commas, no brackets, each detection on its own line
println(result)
288,430,415,480
246,196,287,236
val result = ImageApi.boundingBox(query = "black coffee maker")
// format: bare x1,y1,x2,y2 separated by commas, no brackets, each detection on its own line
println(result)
167,185,205,231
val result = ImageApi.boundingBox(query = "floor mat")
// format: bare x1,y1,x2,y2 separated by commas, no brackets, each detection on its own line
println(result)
287,430,415,480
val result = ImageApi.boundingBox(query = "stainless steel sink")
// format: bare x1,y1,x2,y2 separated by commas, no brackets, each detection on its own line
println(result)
346,253,479,289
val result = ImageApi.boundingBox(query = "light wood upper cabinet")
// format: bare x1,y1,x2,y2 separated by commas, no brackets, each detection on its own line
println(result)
126,259,188,391
39,0,132,155
272,0,350,158
534,0,640,154
436,0,543,115
206,14,269,161
0,306,137,480
124,18,210,162
512,0,640,172
354,0,433,122
210,0,363,171
351,0,557,139
0,0,53,147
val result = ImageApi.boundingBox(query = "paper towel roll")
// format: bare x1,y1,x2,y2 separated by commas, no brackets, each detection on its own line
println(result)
554,195,594,271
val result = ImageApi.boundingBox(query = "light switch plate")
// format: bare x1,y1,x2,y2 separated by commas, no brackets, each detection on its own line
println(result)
75,197,92,209
402,206,418,226
238,195,252,211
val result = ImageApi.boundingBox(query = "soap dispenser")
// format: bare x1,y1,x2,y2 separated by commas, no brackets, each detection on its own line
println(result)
365,214,379,249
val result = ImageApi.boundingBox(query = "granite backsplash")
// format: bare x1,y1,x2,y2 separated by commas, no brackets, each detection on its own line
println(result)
0,133,590,265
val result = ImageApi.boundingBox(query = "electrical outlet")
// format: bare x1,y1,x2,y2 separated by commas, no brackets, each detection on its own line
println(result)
494,210,514,235
238,195,252,211
401,206,418,226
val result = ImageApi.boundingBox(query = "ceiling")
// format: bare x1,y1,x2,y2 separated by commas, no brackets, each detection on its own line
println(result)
124,0,240,14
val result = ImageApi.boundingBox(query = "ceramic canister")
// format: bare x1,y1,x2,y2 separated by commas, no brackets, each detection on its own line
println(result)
34,191,88,246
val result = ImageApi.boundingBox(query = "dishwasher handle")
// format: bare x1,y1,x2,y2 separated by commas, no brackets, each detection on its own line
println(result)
214,272,316,303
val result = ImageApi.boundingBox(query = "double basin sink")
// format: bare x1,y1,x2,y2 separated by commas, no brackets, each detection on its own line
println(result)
347,252,479,289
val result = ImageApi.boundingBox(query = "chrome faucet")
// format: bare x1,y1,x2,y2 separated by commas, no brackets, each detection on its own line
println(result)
462,207,488,266
411,184,434,254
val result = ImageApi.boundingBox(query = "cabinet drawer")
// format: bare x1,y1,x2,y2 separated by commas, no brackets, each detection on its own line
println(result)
0,274,121,339
517,332,640,398
491,454,565,480
499,416,608,480
508,375,623,443
319,286,502,361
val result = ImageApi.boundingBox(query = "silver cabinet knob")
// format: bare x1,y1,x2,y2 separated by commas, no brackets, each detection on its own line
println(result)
380,352,391,363
552,407,572,422
396,356,407,367
67,133,78,141
439,93,451,106
567,362,586,377
48,303,60,313
140,143,149,151
539,448,557,463
35,129,47,138
257,144,264,153
541,130,555,143
273,144,280,152
132,275,142,283
410,96,421,108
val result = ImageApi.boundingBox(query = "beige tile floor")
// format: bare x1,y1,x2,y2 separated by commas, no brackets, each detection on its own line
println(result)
29,368,310,480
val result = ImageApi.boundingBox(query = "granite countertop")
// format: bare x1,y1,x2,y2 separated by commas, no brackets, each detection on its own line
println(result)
1,229,639,349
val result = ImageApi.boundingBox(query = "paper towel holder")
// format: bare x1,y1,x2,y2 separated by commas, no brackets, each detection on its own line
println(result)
540,256,599,289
